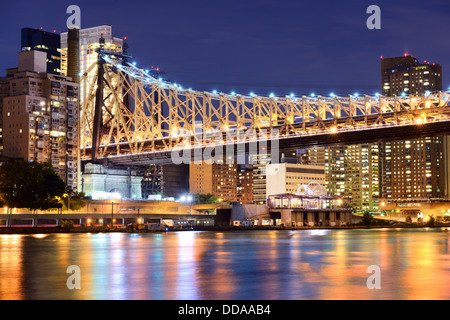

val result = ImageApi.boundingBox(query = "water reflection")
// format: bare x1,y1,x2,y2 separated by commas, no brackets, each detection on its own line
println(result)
0,229,449,300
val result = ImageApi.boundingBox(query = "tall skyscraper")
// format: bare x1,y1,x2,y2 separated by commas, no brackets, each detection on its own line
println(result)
381,54,442,96
299,145,380,212
380,54,448,201
21,28,61,75
0,50,79,190
61,25,123,105
381,138,446,199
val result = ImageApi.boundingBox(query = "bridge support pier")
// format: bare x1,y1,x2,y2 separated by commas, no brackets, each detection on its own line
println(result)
82,163,143,200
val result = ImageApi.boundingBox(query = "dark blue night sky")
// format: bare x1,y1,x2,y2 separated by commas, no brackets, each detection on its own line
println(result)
1,0,449,96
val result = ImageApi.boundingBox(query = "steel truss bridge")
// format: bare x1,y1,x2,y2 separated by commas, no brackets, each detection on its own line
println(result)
80,41,450,166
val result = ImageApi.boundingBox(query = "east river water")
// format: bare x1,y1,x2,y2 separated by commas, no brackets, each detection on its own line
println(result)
0,228,449,300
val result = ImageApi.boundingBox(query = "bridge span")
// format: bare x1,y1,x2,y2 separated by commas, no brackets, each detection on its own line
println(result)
78,42,450,166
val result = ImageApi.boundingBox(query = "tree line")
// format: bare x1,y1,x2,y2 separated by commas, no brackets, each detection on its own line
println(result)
0,160,85,211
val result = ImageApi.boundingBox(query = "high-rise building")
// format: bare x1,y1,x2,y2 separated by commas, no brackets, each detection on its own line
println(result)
381,54,442,96
0,50,79,190
300,145,380,212
250,153,272,204
381,138,447,199
190,159,237,202
380,54,448,201
21,28,61,75
237,165,253,204
61,25,123,105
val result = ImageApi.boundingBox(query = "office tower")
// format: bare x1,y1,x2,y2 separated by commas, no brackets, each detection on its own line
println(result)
299,145,380,212
0,51,79,190
381,138,446,199
61,25,123,105
380,54,448,201
190,159,237,202
266,163,326,196
250,153,272,204
299,147,325,166
21,28,61,75
323,146,346,197
237,165,253,204
343,144,380,211
381,54,442,96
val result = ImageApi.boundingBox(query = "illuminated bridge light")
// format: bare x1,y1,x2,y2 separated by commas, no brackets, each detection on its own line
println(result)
79,55,450,164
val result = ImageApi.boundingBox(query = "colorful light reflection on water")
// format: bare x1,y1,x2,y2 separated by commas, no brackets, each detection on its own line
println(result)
0,228,449,300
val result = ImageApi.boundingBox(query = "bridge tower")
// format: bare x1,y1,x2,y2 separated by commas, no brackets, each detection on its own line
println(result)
81,34,144,200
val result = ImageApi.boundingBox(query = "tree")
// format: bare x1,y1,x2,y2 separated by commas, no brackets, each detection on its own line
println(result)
361,211,373,227
426,215,435,227
60,190,86,211
0,161,66,210
194,193,219,204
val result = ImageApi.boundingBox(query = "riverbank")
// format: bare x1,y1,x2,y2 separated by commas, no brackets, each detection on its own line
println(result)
1,223,449,234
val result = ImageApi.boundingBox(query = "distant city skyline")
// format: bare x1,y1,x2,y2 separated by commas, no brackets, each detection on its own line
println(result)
1,0,450,97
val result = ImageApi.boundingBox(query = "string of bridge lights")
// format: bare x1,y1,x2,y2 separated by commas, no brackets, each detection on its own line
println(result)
103,56,447,101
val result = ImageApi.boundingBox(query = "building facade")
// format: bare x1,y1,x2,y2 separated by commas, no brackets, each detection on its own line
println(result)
237,165,253,204
381,137,447,200
381,55,442,96
380,54,448,202
250,153,272,204
1,50,79,190
21,28,61,75
265,163,326,197
61,25,123,106
299,145,381,212
190,159,238,202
